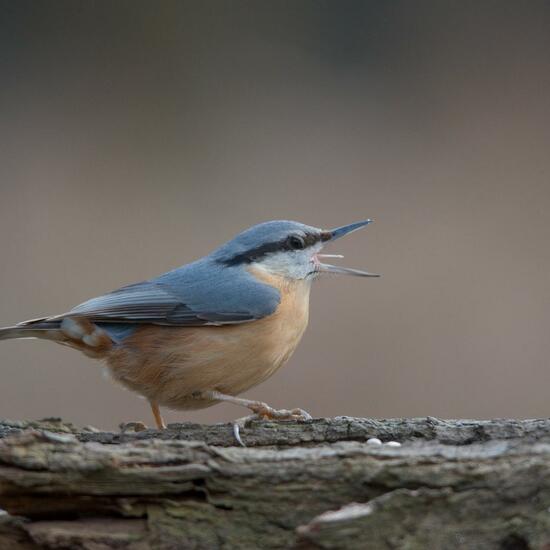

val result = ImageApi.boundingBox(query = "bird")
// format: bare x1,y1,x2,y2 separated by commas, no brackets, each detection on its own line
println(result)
0,219,378,444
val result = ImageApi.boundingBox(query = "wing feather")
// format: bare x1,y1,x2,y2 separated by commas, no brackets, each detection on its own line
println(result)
49,262,280,326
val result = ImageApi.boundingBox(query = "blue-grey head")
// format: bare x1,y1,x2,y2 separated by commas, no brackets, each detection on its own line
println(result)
212,220,379,280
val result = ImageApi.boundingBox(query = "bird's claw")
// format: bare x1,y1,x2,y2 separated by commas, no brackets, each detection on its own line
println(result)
119,421,148,433
232,415,255,447
288,407,313,420
231,405,312,447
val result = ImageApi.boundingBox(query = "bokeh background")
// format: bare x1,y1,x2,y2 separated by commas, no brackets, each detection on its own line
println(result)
1,1,550,429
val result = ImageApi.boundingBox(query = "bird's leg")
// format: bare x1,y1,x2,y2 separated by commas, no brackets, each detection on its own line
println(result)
150,401,167,430
199,390,312,446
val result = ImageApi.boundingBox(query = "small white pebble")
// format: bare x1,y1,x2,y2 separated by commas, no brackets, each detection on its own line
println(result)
385,441,402,447
366,437,382,446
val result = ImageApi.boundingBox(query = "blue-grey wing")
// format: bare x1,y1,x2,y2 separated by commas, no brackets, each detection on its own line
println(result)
53,260,280,326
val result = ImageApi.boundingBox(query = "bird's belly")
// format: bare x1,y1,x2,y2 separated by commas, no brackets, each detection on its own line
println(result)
107,277,310,410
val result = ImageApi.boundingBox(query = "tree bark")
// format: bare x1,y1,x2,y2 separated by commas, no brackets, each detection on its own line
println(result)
0,416,549,549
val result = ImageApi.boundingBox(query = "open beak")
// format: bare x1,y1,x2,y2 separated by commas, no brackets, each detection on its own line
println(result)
314,219,380,277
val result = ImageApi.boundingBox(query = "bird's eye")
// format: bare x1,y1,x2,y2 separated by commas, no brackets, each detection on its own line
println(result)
288,235,305,250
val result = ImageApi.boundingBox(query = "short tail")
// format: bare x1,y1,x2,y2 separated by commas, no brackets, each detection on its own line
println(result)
0,319,62,341
0,317,114,358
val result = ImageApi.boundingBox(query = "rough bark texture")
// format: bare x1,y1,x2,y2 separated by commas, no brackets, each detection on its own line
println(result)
0,416,549,549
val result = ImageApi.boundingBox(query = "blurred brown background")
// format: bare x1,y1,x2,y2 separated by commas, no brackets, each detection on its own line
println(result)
1,1,549,429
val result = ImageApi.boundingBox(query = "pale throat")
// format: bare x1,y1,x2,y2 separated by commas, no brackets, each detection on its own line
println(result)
249,246,322,281
247,264,314,295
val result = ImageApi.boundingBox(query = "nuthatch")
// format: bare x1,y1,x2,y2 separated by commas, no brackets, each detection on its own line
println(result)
0,220,378,444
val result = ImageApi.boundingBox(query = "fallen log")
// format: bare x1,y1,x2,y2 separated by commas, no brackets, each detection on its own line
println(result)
0,416,549,549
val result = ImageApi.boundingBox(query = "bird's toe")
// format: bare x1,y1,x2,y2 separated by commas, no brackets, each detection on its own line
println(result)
119,421,148,433
289,408,312,420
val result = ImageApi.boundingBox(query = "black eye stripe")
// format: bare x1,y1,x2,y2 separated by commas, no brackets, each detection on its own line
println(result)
294,233,320,248
288,236,305,250
220,232,322,266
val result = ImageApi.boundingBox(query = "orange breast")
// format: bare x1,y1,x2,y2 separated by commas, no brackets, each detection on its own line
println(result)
106,268,312,410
